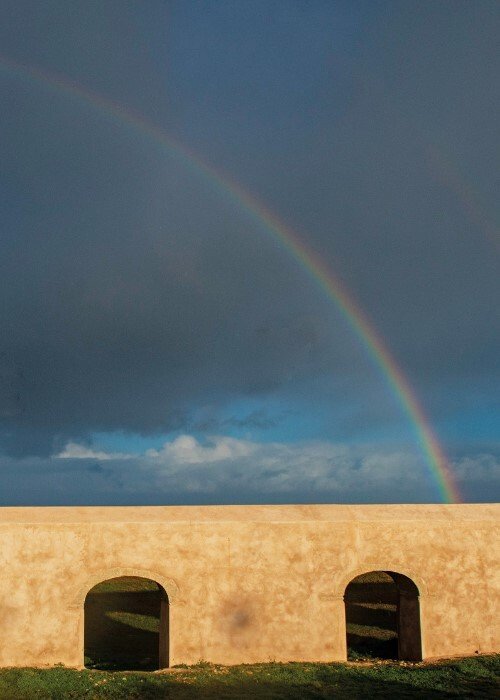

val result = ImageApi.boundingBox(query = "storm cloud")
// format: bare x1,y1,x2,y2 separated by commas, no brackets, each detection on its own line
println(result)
0,1,498,502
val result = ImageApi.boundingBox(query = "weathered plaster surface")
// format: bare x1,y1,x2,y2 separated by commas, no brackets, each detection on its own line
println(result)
0,504,498,667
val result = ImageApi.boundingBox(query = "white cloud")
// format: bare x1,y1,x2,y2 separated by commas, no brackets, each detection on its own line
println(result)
51,435,500,503
145,434,256,464
56,442,131,461
140,437,426,499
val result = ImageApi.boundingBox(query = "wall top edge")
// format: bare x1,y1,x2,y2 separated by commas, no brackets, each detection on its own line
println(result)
0,503,498,524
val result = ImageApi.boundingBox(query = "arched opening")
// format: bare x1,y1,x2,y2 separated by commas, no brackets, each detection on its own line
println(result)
344,571,422,661
84,576,169,670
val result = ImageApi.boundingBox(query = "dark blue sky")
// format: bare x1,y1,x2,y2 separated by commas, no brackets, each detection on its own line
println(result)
0,0,498,504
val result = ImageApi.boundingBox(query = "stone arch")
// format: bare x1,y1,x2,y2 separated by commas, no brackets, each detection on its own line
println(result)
73,568,179,669
342,568,423,661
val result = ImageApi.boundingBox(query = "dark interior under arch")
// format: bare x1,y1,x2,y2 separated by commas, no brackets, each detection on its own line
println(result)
84,576,169,671
344,570,422,661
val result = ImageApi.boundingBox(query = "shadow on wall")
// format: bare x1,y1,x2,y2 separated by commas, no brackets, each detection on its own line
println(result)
344,571,422,661
84,576,169,671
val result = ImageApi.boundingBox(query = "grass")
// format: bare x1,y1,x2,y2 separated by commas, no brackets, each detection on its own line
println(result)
0,657,498,699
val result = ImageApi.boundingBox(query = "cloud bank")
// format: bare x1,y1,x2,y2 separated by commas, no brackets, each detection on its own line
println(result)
42,435,498,504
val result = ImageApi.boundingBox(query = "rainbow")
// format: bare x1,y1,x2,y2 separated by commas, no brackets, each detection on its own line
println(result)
426,145,500,253
0,55,461,503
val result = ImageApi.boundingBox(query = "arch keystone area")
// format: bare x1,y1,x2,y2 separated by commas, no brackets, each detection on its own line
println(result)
333,565,429,600
71,567,180,608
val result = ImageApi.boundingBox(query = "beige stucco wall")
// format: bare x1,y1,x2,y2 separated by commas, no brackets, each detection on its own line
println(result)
0,504,498,667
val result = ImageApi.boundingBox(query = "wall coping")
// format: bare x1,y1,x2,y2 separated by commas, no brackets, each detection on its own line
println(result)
0,503,498,524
